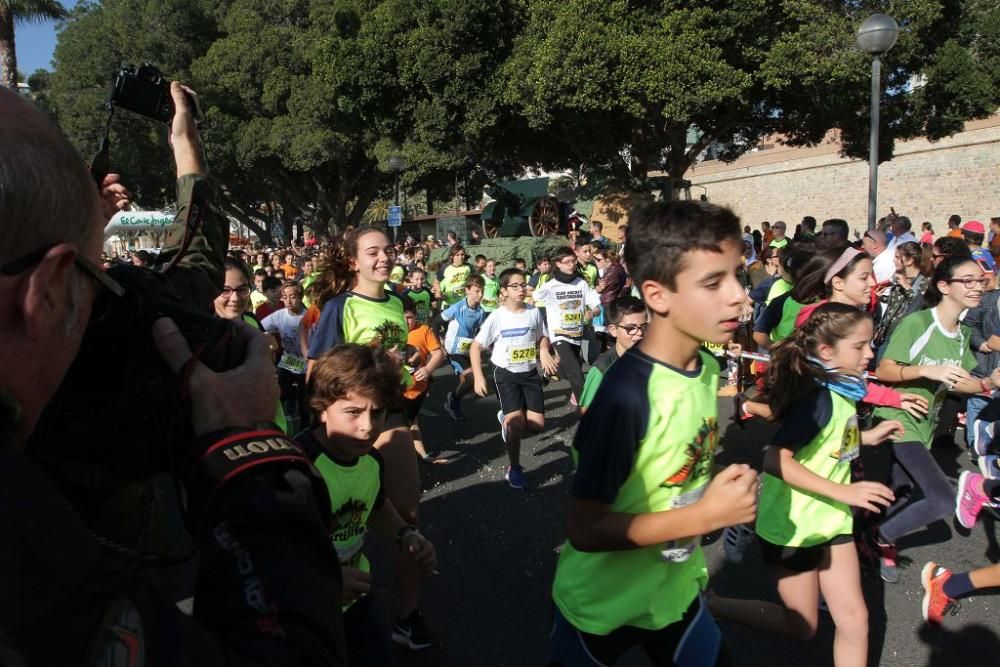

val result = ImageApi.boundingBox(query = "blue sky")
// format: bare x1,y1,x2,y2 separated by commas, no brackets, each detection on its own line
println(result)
14,1,77,76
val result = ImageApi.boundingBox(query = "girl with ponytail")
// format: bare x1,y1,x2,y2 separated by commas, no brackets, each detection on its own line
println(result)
302,226,436,642
711,303,903,666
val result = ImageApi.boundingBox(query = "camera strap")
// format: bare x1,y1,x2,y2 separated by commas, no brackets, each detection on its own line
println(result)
184,428,330,534
88,105,115,187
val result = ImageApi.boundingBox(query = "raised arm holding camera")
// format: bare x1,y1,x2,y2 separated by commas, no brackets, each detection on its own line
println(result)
0,83,346,665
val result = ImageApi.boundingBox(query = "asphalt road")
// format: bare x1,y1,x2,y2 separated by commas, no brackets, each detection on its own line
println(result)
378,370,1000,667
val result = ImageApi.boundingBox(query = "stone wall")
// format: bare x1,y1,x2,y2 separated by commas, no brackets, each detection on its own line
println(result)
685,116,1000,236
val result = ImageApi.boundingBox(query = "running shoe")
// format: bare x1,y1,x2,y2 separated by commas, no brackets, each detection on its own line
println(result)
392,609,437,650
979,454,1000,481
867,531,899,584
956,470,989,529
921,562,957,625
972,419,995,457
722,525,755,563
443,391,464,421
497,410,508,443
505,464,526,490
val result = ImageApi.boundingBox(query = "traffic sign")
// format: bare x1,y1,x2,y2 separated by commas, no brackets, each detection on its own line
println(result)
388,206,402,227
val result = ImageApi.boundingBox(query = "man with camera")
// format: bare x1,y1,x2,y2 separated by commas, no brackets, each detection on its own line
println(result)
0,83,346,665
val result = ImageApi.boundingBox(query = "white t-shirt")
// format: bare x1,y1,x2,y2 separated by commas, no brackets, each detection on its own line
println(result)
262,308,306,374
474,305,546,373
531,277,600,345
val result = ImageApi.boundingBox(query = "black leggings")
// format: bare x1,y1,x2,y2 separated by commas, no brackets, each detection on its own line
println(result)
554,342,585,401
878,440,954,544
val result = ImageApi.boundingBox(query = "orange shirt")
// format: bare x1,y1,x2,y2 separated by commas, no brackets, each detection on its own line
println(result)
281,262,299,278
403,325,441,400
948,229,963,238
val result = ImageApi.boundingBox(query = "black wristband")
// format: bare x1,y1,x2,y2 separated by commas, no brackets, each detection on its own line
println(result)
185,428,318,531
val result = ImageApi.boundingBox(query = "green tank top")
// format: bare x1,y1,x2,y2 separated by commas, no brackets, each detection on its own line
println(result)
482,275,500,312
405,288,433,325
756,390,858,547
765,277,791,305
553,350,718,634
313,448,382,609
439,264,472,306
580,263,598,288
770,296,805,343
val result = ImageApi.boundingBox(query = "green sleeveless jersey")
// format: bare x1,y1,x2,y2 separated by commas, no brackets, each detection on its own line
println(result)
482,274,500,312
770,296,806,343
403,287,434,325
756,389,858,547
554,349,719,634
579,263,599,288
437,263,472,306
765,277,791,305
295,431,384,609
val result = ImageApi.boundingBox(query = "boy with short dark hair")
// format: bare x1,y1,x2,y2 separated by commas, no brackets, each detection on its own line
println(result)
442,274,488,421
297,344,438,660
549,200,759,666
254,275,284,320
579,296,647,414
401,296,446,464
402,267,434,325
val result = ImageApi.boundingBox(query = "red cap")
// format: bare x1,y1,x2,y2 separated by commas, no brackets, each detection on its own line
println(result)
962,220,986,234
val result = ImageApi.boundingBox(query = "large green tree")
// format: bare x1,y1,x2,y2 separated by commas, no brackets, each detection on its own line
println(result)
503,0,1000,192
0,0,68,88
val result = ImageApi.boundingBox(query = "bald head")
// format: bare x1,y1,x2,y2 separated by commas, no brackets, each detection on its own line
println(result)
0,87,100,265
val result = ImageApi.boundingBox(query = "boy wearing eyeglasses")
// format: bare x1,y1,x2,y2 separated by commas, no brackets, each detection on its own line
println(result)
579,296,647,416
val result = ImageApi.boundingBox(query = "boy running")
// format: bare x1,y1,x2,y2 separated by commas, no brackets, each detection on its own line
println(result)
470,268,559,489
549,200,758,666
297,344,437,660
578,295,647,414
532,246,601,407
402,268,434,326
442,275,488,421
401,296,447,464
482,259,500,312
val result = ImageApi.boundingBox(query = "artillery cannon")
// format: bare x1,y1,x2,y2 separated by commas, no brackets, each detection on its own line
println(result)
479,177,582,239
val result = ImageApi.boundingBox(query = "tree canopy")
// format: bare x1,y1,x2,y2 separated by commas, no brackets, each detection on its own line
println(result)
38,0,1000,236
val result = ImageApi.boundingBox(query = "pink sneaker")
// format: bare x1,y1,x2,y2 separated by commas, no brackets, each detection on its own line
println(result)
956,470,988,529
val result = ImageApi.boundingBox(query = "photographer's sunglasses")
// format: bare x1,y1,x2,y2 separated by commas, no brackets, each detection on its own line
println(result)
0,244,125,297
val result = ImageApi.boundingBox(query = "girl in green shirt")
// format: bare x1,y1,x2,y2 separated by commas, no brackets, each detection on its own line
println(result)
871,256,1000,583
712,304,902,667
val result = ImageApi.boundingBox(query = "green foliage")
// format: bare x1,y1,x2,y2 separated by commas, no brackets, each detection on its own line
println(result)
38,0,1000,229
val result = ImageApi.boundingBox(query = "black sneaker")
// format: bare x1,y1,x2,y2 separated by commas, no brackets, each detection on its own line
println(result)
392,609,437,650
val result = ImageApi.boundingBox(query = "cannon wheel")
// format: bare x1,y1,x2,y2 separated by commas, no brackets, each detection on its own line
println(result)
528,197,560,237
482,219,501,239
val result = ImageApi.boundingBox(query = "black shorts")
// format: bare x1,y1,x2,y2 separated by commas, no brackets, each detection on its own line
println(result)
759,534,853,573
493,366,544,415
403,394,425,423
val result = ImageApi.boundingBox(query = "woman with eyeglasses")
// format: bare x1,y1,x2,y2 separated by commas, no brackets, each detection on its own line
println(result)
869,256,1000,584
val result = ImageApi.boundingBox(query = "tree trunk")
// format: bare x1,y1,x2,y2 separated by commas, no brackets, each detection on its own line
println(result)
426,190,433,216
0,5,17,89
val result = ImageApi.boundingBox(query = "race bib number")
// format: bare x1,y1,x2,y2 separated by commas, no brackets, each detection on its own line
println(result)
509,346,537,364
836,415,861,464
561,311,582,327
279,352,306,374
661,483,707,563
456,337,473,354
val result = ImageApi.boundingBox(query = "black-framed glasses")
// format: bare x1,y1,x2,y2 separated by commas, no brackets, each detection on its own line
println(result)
504,282,527,290
220,285,252,297
946,277,990,288
614,323,648,335
1,244,125,297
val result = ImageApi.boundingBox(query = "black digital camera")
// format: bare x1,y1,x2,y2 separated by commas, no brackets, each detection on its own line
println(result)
28,265,243,490
109,63,202,124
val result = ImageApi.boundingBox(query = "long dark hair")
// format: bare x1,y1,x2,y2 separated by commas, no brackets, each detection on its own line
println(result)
308,227,387,309
767,303,871,419
791,246,868,303
923,255,981,308
896,241,931,277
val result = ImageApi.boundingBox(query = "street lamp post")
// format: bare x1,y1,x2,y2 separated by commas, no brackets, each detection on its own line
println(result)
857,14,899,232
388,155,406,242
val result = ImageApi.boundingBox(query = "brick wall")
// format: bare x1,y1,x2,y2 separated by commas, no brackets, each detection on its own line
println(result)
685,117,1000,236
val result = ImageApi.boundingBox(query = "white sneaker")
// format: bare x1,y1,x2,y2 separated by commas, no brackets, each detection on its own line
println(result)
497,410,508,443
722,524,755,563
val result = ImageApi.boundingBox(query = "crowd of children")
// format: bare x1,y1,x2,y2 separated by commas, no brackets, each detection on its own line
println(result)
207,205,1000,665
